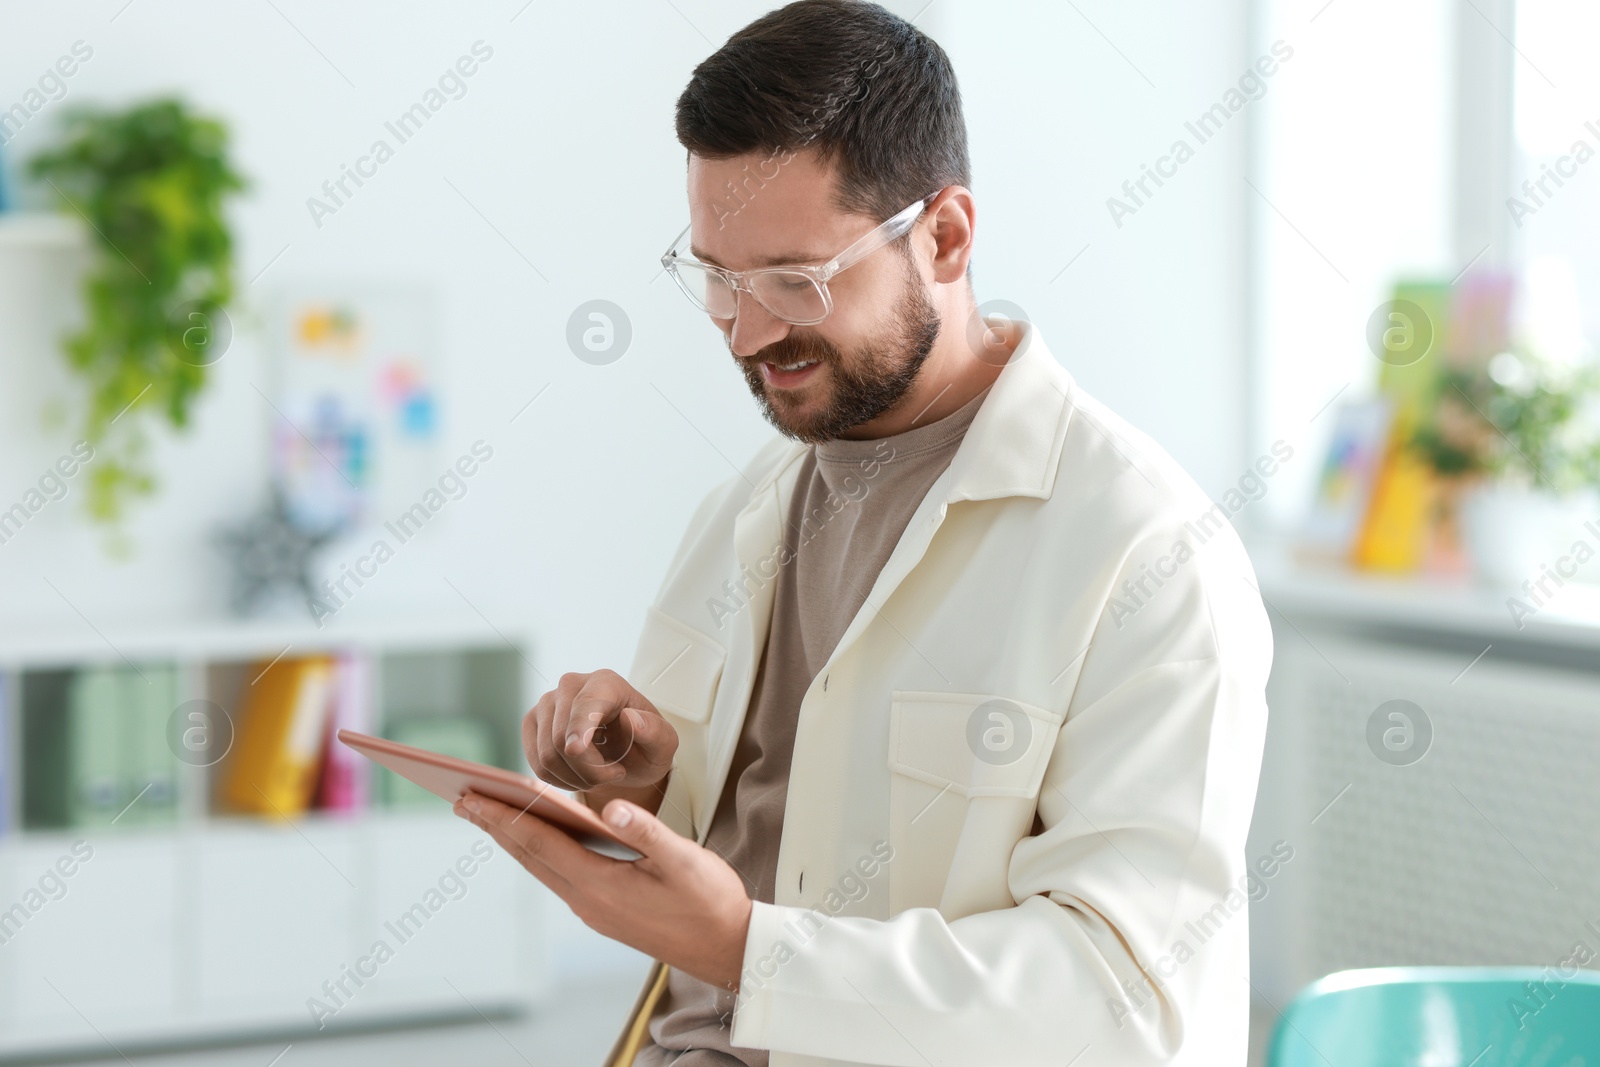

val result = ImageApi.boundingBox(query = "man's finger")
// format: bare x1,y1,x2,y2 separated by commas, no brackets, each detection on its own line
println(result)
549,681,579,760
599,798,687,869
542,692,592,790
567,685,622,753
535,736,587,791
468,790,618,880
454,793,580,895
527,697,587,791
559,686,628,783
620,706,664,758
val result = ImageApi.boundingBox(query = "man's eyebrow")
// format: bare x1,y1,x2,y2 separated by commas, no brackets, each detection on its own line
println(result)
688,245,828,269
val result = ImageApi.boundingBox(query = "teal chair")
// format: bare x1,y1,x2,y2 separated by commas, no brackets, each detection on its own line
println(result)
1268,966,1600,1066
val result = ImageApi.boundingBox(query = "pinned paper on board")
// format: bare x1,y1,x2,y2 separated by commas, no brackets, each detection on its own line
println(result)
268,286,439,533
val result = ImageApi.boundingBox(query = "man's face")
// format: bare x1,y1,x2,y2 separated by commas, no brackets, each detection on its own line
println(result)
685,150,940,443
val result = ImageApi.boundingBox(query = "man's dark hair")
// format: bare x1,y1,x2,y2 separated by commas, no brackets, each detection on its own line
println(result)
675,0,970,223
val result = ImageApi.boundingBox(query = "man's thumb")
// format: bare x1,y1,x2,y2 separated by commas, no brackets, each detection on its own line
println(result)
602,797,673,857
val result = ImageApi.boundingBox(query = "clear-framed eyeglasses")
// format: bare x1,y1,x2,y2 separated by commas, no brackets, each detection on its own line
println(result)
659,195,932,326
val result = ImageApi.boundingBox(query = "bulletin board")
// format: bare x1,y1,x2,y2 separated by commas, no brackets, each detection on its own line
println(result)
265,284,440,533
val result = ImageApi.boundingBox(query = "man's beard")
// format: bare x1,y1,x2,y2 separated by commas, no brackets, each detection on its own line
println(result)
734,265,941,444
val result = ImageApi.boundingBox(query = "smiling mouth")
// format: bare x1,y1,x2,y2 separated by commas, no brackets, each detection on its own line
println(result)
759,359,823,388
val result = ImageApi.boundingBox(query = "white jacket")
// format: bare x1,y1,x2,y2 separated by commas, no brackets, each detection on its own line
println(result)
610,322,1273,1067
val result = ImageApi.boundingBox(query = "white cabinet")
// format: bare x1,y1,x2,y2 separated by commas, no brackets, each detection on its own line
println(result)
0,833,181,1040
0,618,549,1059
356,815,528,1008
0,816,548,1058
194,823,361,1014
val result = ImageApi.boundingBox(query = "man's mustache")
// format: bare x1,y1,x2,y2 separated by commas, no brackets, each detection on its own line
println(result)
744,334,838,367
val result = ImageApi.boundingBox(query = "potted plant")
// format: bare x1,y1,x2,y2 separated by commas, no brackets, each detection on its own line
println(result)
1410,349,1600,587
28,97,246,532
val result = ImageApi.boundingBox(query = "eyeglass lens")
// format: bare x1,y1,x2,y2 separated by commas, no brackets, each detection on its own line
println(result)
674,263,829,324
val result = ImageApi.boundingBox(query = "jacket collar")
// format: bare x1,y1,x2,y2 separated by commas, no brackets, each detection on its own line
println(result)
753,319,1076,506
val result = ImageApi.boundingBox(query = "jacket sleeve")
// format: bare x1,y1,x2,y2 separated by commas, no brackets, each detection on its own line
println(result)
728,516,1274,1066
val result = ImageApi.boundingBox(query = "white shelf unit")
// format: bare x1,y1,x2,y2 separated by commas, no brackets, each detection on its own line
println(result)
1247,539,1600,654
0,615,551,1062
0,212,85,252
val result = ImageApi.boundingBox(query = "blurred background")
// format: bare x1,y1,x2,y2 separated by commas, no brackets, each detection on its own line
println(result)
1,0,1597,1064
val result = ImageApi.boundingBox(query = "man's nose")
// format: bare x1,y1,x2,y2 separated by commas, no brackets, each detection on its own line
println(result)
726,289,791,358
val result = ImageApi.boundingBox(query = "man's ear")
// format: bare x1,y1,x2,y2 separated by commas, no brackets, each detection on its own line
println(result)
923,186,976,285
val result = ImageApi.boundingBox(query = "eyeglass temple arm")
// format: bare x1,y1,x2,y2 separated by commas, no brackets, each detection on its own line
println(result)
661,223,693,267
819,198,930,278
662,194,931,275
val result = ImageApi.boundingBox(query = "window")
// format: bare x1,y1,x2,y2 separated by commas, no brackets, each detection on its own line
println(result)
1510,0,1600,365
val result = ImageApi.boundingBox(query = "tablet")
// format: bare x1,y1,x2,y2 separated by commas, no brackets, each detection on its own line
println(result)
337,729,641,861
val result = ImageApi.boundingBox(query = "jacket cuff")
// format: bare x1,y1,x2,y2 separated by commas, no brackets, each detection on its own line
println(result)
729,899,791,1048
656,768,696,841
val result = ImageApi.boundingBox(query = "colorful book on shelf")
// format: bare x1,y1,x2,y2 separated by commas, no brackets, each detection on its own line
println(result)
21,671,67,828
1349,279,1456,574
382,715,494,807
1297,398,1394,564
1444,270,1514,365
70,667,126,827
1374,279,1452,426
1352,438,1435,573
0,671,10,838
23,666,140,828
121,665,180,827
220,655,336,818
316,651,372,813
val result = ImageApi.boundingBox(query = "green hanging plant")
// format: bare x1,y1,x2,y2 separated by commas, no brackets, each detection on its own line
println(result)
28,97,246,526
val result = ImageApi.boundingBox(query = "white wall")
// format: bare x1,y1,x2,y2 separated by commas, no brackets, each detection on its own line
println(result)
2,0,1254,658
940,0,1254,499
1,0,790,669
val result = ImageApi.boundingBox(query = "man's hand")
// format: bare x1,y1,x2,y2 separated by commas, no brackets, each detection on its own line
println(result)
453,791,752,992
524,670,678,814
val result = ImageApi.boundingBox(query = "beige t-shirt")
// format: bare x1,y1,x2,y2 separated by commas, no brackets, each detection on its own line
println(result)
635,384,990,1066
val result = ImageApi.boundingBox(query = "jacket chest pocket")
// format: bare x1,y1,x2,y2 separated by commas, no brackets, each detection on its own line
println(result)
631,606,726,726
887,691,1063,911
